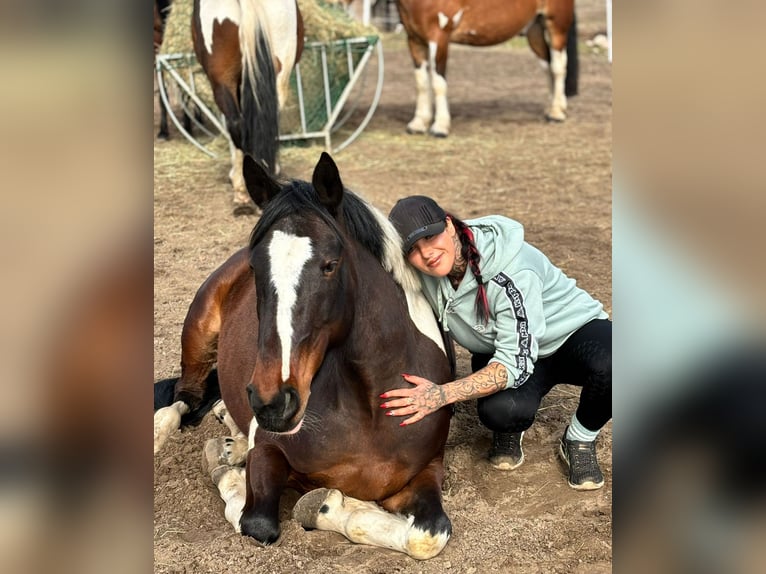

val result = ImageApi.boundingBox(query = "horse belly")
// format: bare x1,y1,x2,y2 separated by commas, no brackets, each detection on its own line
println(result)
451,1,537,46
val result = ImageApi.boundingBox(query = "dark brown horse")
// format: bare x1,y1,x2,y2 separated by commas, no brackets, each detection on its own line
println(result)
154,153,454,558
395,0,578,136
191,0,305,213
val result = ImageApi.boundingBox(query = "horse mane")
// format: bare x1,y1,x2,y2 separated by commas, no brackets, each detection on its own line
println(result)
248,180,424,297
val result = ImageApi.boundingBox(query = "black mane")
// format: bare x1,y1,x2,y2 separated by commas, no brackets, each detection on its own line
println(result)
249,179,385,263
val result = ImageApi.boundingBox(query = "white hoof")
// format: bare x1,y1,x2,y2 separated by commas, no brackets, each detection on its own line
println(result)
153,401,189,454
203,436,249,472
406,117,430,135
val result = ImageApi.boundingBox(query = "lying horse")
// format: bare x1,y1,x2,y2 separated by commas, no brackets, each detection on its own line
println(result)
395,0,578,136
192,0,304,214
154,153,454,558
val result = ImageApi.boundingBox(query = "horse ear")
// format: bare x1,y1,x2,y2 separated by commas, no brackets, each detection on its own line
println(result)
312,152,344,216
243,154,281,208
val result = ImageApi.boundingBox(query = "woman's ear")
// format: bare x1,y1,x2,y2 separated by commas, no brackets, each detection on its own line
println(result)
445,217,456,236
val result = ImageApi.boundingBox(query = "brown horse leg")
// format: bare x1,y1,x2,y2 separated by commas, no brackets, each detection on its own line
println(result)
174,248,250,409
154,249,251,454
239,443,291,543
293,458,451,559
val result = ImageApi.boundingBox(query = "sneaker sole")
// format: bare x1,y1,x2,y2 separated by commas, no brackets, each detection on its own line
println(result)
489,432,524,470
490,452,525,471
558,442,605,491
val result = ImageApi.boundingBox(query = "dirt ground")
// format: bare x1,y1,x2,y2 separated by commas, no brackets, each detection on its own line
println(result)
154,4,612,572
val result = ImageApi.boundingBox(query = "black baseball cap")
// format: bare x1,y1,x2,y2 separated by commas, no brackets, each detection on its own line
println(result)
389,196,447,253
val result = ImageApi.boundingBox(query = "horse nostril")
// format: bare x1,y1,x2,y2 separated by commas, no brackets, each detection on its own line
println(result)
282,387,300,420
246,384,265,411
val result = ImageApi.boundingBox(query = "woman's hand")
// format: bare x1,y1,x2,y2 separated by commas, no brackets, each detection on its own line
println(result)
379,374,448,426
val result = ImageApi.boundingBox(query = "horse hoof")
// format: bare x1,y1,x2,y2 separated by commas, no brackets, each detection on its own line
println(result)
212,400,228,423
293,488,338,529
405,126,426,135
232,202,258,217
545,112,566,123
429,130,449,139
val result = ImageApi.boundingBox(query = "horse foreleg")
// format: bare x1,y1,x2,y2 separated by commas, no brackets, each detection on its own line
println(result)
407,61,432,134
228,144,256,216
546,47,568,121
202,455,247,533
293,482,450,560
239,444,291,544
406,38,432,134
429,38,451,138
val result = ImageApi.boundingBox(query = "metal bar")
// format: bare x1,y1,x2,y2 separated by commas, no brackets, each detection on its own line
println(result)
156,60,218,157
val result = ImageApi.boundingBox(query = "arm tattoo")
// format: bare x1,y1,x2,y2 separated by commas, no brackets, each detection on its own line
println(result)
420,384,448,411
446,363,508,403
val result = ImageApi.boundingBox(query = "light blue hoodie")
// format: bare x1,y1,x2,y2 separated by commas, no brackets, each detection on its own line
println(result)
419,215,608,388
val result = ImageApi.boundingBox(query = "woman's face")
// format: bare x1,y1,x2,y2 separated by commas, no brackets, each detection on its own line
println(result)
406,218,458,277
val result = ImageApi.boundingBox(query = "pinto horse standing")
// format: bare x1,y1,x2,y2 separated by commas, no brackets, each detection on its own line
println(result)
192,0,304,214
154,153,454,558
396,0,578,137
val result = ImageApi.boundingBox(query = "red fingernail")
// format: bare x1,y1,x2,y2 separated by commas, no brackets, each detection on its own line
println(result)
379,393,387,398
401,373,409,377
386,411,393,416
399,421,407,427
380,403,387,408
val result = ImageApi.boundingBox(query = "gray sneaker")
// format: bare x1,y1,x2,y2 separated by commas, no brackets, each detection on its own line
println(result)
558,426,604,490
488,431,524,470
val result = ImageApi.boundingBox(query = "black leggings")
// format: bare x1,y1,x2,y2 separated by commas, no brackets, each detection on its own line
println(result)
473,318,611,433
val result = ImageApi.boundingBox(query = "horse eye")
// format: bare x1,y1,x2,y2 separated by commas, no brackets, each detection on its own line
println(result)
322,260,339,275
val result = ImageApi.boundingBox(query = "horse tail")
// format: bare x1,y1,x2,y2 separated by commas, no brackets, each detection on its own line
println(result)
565,10,579,97
238,0,279,173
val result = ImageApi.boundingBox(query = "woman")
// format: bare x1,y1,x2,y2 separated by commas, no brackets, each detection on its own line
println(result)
382,195,611,490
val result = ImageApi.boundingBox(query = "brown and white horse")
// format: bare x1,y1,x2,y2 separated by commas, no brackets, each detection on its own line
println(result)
192,0,304,213
395,0,578,136
155,153,455,558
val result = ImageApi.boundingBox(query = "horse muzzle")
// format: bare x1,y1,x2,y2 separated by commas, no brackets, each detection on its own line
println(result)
246,383,303,433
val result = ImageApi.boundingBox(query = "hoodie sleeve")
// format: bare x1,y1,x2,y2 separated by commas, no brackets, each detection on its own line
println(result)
487,269,545,389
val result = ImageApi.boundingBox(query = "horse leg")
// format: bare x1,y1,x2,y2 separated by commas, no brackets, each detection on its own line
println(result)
542,9,574,122
211,84,254,215
153,249,251,454
405,39,432,135
201,451,248,533
229,144,256,216
239,443,291,544
429,35,451,138
293,459,451,559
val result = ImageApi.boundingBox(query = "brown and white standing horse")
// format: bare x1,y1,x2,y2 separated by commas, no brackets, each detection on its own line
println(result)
154,153,454,558
395,0,578,136
192,0,304,214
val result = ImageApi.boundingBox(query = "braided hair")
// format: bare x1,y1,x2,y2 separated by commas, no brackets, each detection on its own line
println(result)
448,214,490,325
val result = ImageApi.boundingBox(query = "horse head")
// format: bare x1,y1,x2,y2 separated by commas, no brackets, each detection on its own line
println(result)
243,153,359,433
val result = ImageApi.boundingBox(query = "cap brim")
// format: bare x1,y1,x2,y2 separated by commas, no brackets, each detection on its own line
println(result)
403,221,446,253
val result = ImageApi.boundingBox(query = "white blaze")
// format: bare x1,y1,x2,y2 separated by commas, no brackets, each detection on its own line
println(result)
268,230,313,382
